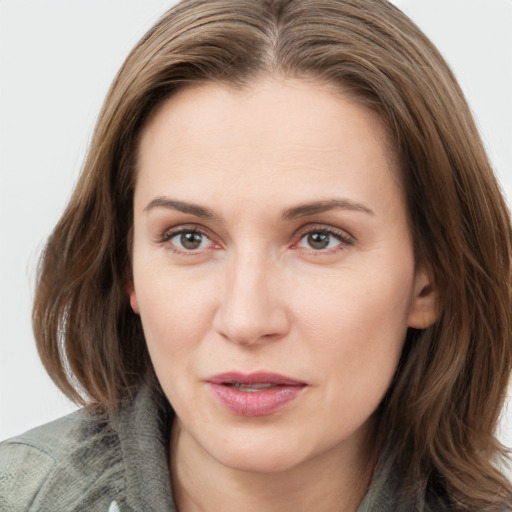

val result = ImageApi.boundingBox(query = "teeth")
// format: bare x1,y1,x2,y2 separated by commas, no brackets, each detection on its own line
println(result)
229,383,277,391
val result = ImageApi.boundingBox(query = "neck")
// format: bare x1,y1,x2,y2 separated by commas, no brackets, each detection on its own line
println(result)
170,419,376,512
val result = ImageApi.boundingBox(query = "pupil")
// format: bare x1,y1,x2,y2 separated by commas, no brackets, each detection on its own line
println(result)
180,232,202,250
308,232,329,249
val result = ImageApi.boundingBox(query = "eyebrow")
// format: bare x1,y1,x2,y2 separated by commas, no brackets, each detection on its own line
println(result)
144,196,374,220
144,197,218,219
282,199,374,219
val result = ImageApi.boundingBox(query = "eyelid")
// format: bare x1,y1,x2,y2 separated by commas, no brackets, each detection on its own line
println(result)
158,223,221,253
292,224,354,251
157,222,354,254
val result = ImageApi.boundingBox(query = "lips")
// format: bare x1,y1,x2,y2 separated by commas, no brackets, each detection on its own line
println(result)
206,372,307,417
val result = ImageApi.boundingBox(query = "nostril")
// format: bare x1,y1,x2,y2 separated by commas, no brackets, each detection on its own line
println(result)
213,265,290,344
214,309,289,346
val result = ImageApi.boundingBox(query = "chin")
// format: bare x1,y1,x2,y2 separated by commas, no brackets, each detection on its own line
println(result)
215,445,308,474
202,428,320,474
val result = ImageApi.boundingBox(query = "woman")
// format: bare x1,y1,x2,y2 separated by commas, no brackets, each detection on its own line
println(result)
1,0,511,510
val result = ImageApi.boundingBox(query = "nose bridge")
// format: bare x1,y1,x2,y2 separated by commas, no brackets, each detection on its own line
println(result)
214,244,288,345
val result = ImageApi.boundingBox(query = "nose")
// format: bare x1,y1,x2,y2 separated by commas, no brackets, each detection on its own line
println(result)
213,249,290,346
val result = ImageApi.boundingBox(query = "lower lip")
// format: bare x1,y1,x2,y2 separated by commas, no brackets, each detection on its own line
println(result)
208,383,306,417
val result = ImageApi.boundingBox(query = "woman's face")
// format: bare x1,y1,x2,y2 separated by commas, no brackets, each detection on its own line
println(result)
130,77,435,474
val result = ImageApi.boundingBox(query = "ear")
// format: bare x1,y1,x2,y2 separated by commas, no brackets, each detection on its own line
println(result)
407,266,438,329
127,282,140,315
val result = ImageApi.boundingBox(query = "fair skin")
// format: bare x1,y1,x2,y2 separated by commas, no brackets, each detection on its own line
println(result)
129,76,436,512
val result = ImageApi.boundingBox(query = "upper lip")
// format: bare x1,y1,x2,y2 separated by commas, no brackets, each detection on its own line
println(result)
206,372,307,386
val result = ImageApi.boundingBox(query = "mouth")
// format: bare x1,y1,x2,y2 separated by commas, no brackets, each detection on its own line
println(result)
206,372,307,417
223,382,282,392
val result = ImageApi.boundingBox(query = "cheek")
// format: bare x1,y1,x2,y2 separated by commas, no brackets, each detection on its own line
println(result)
133,267,217,373
292,259,413,383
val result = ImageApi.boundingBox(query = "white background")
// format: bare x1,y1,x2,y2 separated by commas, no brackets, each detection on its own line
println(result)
1,0,511,476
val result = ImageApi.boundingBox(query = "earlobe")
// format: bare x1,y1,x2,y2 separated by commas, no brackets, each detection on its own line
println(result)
128,287,140,315
407,267,438,329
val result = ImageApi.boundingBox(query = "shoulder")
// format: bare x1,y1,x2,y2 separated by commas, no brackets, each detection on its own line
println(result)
0,409,125,511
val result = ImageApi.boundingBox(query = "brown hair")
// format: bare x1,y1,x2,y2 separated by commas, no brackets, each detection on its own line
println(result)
33,0,512,508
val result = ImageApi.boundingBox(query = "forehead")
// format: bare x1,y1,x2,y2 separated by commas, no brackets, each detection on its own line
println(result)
134,76,402,214
138,76,392,146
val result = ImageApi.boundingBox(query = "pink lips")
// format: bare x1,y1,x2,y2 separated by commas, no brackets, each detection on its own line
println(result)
206,372,307,417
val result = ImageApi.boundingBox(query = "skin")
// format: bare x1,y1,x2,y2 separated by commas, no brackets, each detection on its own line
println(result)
129,76,437,512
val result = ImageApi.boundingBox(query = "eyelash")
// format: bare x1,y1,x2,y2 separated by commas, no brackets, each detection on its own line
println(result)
294,226,354,254
159,226,216,255
159,224,354,255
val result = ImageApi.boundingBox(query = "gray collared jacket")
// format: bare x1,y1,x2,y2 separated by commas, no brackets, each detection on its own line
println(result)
1,385,450,511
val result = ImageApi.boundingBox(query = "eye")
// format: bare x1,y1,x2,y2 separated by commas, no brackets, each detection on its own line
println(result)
165,229,213,252
296,228,352,252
